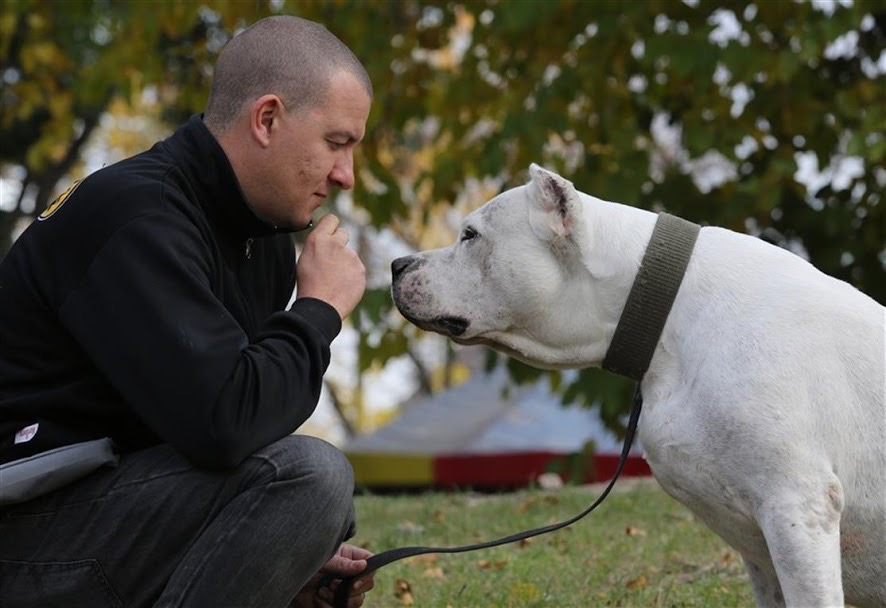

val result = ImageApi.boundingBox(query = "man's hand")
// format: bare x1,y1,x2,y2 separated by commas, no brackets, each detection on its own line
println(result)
292,543,375,608
296,214,366,320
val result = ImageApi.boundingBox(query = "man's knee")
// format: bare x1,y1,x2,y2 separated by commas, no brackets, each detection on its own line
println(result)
253,435,354,514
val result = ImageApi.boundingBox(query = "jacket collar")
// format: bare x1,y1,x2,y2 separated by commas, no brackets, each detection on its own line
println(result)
165,114,284,240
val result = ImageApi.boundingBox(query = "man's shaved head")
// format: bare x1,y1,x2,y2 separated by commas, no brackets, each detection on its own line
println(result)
204,16,372,134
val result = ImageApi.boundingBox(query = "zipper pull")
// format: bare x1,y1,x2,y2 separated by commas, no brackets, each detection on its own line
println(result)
244,238,253,259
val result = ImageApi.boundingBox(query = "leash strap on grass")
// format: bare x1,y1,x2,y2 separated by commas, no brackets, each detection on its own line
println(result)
333,387,643,608
333,212,700,608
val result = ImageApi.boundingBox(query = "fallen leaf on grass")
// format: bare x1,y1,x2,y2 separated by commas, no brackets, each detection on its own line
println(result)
477,559,491,569
394,579,414,606
518,537,533,548
406,554,438,566
422,567,445,579
517,497,539,514
625,574,647,589
625,526,647,537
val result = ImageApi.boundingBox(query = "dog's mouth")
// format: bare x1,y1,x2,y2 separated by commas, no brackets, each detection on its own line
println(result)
391,278,469,337
435,316,470,336
399,310,470,337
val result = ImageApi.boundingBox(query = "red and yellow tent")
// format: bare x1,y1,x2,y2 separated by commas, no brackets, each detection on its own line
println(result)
345,369,650,489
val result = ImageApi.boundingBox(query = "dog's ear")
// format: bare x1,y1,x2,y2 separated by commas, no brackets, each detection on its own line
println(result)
527,163,581,239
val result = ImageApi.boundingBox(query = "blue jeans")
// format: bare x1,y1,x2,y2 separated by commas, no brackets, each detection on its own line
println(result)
0,435,356,607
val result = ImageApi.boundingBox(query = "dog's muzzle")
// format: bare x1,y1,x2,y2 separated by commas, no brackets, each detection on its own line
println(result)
390,255,470,337
391,255,423,280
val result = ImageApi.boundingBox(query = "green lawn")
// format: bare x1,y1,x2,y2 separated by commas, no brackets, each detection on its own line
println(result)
351,479,754,607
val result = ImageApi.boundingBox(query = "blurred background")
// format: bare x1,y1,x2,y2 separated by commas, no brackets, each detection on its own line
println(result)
2,0,883,486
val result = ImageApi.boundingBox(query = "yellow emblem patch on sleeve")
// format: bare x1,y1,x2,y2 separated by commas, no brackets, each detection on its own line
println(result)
38,179,83,221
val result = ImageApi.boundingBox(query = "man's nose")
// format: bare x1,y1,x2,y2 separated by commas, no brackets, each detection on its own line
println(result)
330,154,355,190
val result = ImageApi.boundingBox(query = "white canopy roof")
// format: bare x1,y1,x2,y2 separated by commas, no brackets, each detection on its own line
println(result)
345,367,643,456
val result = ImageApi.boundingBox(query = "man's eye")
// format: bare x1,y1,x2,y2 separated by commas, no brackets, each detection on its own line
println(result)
461,227,479,241
328,141,346,151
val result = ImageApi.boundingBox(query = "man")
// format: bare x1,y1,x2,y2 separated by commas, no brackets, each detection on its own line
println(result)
0,16,375,608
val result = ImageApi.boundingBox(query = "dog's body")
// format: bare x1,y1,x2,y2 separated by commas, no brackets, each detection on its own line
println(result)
391,164,885,607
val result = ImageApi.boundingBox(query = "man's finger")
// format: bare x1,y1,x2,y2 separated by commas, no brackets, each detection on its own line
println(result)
340,544,374,561
313,213,341,234
323,555,368,575
352,575,374,594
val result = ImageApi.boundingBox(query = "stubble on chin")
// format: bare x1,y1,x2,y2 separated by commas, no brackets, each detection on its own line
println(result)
293,217,314,231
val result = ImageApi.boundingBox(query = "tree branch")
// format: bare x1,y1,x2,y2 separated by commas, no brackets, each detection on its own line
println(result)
323,379,356,438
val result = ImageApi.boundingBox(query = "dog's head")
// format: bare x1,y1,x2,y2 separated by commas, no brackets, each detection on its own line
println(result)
391,164,613,369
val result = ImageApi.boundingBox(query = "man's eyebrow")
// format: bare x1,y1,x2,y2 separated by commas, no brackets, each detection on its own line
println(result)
328,130,362,143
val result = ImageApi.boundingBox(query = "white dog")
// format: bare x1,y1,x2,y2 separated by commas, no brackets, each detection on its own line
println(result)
391,164,885,607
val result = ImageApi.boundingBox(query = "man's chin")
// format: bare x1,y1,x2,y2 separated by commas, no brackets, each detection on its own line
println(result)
280,214,315,232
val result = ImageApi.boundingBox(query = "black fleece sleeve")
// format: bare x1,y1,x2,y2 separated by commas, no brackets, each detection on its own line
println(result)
57,211,341,469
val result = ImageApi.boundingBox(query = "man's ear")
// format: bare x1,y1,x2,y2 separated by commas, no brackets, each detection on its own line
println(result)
527,163,581,238
249,94,284,148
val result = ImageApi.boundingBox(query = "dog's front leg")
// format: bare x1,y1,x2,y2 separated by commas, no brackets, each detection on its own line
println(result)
743,557,786,607
756,476,845,607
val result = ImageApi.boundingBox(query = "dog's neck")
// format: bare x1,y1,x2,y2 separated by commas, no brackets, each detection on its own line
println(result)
581,198,661,358
503,199,665,371
583,197,659,280
601,212,701,381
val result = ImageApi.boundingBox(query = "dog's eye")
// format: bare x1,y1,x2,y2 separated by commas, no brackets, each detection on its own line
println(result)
461,227,479,242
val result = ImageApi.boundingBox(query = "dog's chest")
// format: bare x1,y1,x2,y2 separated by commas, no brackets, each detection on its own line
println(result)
638,410,773,562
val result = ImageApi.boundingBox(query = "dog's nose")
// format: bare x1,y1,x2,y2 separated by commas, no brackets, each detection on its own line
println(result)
391,255,418,279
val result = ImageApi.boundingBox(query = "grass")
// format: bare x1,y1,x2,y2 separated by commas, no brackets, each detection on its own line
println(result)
350,479,755,607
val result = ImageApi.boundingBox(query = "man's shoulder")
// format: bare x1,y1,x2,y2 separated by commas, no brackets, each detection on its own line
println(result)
77,146,193,217
31,147,200,244
3,147,207,306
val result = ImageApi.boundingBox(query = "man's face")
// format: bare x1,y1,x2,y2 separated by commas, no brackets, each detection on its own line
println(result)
257,71,371,230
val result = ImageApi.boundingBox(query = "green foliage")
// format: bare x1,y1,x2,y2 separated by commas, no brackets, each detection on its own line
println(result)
3,0,884,431
356,288,411,371
0,0,269,246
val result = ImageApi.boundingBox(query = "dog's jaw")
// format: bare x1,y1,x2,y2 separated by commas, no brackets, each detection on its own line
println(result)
435,316,470,336
413,315,470,337
393,302,470,338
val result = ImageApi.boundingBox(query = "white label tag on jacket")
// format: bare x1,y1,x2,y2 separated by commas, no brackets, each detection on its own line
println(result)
14,423,39,444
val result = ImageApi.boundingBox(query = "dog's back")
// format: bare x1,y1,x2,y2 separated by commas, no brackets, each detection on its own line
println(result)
656,225,885,606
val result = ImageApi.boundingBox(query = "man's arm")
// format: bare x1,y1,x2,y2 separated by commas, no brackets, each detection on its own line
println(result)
58,211,342,469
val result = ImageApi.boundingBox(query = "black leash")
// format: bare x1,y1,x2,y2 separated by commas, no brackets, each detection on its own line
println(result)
333,388,643,606
332,390,642,607
333,213,700,607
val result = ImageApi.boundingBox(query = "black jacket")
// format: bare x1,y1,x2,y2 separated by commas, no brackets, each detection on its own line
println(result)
0,115,342,469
